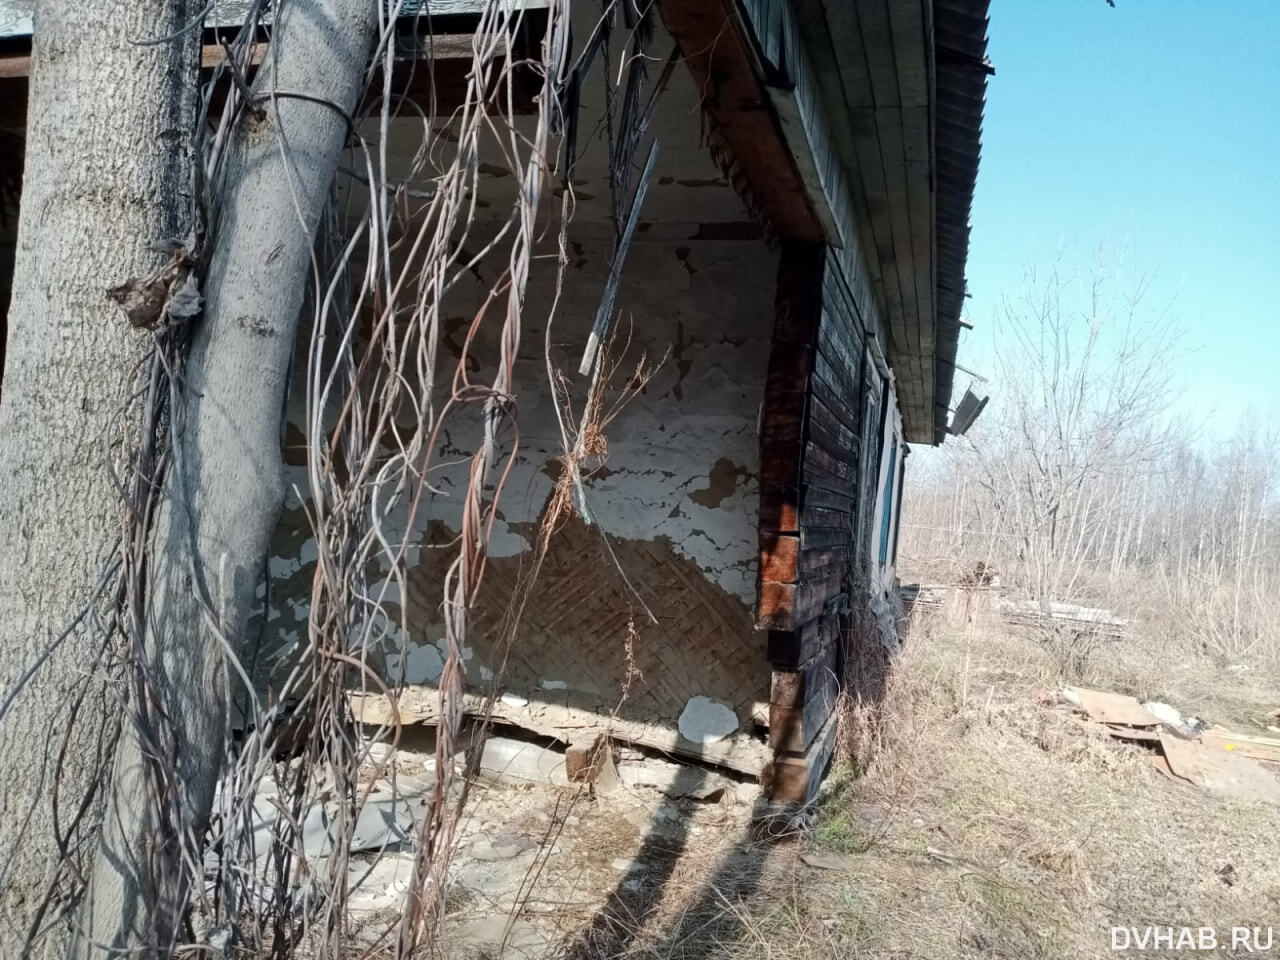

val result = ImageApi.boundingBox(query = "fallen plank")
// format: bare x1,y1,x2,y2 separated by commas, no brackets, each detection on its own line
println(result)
1199,726,1280,765
1103,724,1161,744
348,687,770,777
1062,686,1159,727
1151,753,1183,783
1158,730,1280,806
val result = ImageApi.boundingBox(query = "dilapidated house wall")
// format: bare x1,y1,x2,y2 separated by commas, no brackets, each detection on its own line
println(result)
257,36,782,773
0,0,989,809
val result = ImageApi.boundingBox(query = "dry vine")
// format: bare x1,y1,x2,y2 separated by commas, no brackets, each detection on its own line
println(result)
3,0,677,956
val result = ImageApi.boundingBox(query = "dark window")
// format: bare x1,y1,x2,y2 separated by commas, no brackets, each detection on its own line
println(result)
878,438,897,566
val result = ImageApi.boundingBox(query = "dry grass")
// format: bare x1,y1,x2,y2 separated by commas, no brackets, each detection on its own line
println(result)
801,606,1280,959
557,602,1280,959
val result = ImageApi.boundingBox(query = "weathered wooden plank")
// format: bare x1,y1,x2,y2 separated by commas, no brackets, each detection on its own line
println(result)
802,504,853,536
763,703,839,805
818,302,866,371
0,29,535,128
765,78,844,245
770,635,840,753
807,391,859,458
791,2,890,328
810,377,860,434
654,0,826,241
814,333,862,400
841,0,917,366
798,522,852,553
349,688,770,776
797,543,851,577
802,460,858,501
767,614,837,668
758,570,842,632
0,52,29,80
803,440,857,486
801,483,857,516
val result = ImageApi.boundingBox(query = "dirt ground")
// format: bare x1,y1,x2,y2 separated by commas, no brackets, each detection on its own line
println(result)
344,594,1280,960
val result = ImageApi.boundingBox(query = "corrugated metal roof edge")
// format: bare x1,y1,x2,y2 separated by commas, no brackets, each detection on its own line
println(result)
932,0,990,443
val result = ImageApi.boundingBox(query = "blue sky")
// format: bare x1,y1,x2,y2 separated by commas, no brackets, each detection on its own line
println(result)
956,0,1279,437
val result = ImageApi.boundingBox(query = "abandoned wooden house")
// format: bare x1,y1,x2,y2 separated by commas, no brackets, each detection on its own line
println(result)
0,0,989,806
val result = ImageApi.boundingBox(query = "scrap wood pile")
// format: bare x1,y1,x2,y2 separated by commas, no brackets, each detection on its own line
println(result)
902,580,1128,637
1055,686,1280,805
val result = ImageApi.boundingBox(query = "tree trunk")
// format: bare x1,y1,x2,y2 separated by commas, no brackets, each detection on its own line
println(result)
80,1,376,954
0,0,199,952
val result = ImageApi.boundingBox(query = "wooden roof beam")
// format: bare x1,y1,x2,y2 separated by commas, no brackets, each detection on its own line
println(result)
652,0,827,244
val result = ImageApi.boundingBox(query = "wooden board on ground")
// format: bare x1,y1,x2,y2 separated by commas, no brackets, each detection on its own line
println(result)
1063,686,1158,727
1199,726,1280,765
348,687,770,777
1158,730,1280,806
1104,724,1161,743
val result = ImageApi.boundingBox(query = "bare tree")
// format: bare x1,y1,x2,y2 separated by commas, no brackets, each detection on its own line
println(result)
77,2,377,953
900,255,1280,670
969,257,1180,602
2,0,588,953
0,0,199,950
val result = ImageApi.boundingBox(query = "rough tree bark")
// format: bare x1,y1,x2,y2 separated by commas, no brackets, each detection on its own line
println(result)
79,0,377,954
0,0,199,951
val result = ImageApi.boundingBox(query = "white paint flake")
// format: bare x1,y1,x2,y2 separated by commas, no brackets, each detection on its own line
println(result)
677,696,739,744
385,644,444,685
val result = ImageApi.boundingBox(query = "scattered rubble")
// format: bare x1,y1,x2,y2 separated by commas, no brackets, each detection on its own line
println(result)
219,727,762,956
476,735,566,786
1059,685,1280,805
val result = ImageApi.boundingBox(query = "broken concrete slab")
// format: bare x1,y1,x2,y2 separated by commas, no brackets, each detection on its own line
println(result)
452,851,540,900
471,835,537,861
245,789,417,860
475,736,567,786
346,853,417,913
616,755,731,801
449,915,545,959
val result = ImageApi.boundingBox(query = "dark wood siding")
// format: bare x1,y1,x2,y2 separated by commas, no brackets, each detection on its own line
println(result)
759,244,894,804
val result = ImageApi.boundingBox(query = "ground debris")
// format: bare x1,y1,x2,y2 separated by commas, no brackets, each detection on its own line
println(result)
800,851,857,871
1062,685,1280,805
1060,685,1159,726
1158,730,1280,805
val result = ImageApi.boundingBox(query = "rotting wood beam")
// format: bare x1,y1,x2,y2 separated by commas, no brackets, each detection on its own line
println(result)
349,688,771,777
653,0,826,243
758,242,825,633
769,632,839,754
0,30,530,130
763,705,838,806
760,242,854,807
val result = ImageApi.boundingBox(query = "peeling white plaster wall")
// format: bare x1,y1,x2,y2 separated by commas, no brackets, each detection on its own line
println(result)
253,24,779,741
